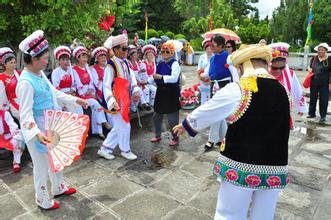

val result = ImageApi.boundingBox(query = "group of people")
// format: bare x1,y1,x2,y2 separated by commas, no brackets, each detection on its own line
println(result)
0,29,185,210
0,27,329,218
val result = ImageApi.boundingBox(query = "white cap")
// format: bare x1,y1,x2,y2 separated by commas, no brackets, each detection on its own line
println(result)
54,46,71,60
19,30,49,57
104,34,128,49
314,43,331,52
0,47,15,64
72,46,87,58
91,46,108,58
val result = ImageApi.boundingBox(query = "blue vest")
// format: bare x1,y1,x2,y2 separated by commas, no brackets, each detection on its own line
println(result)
155,58,179,85
20,70,54,153
20,70,54,117
208,50,231,80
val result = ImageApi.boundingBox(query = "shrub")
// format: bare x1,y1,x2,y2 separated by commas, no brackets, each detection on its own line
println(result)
157,30,164,37
190,38,203,51
165,31,175,39
147,29,159,38
175,34,186,40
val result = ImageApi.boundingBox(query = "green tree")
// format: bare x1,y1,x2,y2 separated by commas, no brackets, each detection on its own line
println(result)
130,0,184,34
0,0,112,48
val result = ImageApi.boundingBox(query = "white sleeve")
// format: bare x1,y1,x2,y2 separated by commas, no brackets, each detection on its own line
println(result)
130,68,140,94
0,81,9,110
291,71,308,113
182,83,241,135
17,81,41,142
72,68,88,96
51,68,61,89
90,67,101,91
4,111,19,135
87,66,96,92
197,54,205,70
163,61,181,83
68,67,77,91
103,66,116,109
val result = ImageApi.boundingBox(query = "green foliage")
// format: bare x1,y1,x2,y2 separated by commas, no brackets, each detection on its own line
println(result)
131,0,184,34
190,38,203,51
270,0,331,48
165,31,175,39
312,0,331,43
157,30,164,37
175,34,186,39
237,19,271,44
147,29,159,38
0,0,111,48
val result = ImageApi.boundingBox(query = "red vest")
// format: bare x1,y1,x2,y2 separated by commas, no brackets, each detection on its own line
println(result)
0,71,20,110
0,110,10,134
58,72,73,89
94,64,105,81
73,65,91,85
128,60,139,71
144,61,155,76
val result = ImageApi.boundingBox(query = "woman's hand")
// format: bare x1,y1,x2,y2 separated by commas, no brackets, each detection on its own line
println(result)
76,98,89,109
36,133,51,145
153,74,162,80
173,124,186,136
132,92,140,102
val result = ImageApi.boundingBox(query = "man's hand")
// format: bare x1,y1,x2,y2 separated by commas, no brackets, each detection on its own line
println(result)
76,98,89,109
36,133,51,145
113,101,120,111
173,124,186,136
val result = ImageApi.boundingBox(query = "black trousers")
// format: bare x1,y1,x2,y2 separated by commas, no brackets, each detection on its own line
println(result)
308,84,329,118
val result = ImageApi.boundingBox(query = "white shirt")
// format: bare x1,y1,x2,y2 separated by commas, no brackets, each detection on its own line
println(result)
185,82,241,132
0,111,18,136
90,64,105,92
72,65,95,97
17,71,78,142
161,59,181,83
51,66,76,93
103,56,139,110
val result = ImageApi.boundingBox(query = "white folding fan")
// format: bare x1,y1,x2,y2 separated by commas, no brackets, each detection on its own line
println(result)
44,110,90,172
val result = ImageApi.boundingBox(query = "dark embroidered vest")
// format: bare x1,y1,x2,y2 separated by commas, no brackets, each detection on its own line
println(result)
223,78,290,166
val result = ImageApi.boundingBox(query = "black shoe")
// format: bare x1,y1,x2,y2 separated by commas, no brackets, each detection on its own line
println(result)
307,115,316,118
143,104,152,111
204,141,214,152
319,117,326,123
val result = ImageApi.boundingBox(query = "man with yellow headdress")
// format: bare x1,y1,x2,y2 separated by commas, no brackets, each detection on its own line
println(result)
174,44,290,219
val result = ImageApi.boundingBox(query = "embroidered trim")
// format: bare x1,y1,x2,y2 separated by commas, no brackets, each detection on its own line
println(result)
226,88,252,124
23,121,36,130
216,154,288,174
226,74,275,124
213,155,289,189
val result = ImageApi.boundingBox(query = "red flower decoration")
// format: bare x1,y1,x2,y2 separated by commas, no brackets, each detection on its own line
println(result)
98,15,116,32
180,84,200,106
214,163,221,174
245,174,261,187
286,176,290,185
225,169,239,181
224,63,229,69
266,176,281,187
272,49,281,58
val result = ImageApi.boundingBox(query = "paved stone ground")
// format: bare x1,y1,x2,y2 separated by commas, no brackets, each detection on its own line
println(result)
0,66,330,219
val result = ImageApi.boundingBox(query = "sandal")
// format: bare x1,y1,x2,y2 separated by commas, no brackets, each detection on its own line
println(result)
12,163,21,173
204,141,214,152
150,137,162,143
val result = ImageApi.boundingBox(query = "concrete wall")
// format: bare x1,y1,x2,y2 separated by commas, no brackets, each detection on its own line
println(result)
193,51,331,70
